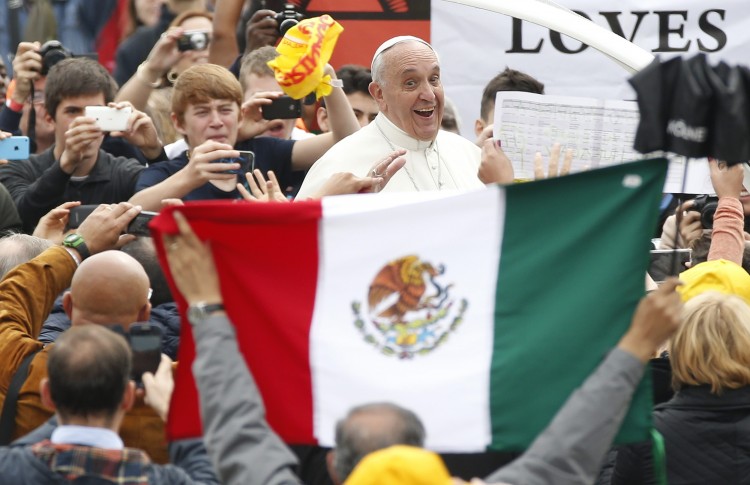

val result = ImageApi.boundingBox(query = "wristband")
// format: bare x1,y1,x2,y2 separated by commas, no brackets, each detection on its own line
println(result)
62,233,91,260
5,98,24,113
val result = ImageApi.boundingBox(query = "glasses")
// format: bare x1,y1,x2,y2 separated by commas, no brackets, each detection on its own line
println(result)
148,288,153,301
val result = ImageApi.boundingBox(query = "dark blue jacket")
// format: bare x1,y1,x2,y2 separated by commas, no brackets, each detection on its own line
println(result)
41,299,181,360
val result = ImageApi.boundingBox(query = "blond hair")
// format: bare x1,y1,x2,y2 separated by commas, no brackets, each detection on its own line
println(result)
671,291,750,394
238,46,278,93
146,88,179,145
171,64,242,124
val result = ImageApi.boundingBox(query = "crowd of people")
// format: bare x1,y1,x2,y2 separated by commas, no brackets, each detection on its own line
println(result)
0,0,749,484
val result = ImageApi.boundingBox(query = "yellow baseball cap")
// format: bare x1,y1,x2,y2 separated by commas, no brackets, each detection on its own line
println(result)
344,445,454,485
678,259,750,305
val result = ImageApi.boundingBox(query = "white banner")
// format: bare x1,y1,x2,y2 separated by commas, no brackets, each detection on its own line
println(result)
432,0,750,139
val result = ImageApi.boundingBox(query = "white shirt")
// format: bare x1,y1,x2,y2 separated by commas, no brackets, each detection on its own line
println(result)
164,138,188,160
51,425,124,450
296,113,483,198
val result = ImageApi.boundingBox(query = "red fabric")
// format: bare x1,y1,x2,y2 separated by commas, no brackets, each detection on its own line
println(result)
150,200,322,443
97,0,130,73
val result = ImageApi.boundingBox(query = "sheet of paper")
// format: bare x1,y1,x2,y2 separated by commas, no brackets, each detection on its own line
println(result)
492,91,714,194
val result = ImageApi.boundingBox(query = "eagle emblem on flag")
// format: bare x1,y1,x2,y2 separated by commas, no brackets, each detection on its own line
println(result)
352,255,468,359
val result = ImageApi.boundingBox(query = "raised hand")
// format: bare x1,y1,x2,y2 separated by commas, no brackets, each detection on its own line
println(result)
479,139,514,184
534,143,573,180
617,278,683,362
237,169,289,202
162,211,222,305
33,200,81,244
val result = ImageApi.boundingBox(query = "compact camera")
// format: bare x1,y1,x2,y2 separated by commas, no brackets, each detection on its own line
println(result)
39,40,73,75
177,31,210,51
274,3,303,36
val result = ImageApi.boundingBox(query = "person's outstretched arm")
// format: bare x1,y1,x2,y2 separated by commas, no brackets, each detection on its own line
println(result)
486,279,683,485
163,211,300,485
706,159,745,265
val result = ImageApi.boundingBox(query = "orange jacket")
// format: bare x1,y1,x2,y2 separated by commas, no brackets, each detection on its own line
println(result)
0,246,169,463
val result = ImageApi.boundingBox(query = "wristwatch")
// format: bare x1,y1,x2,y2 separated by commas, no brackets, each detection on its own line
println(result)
62,233,90,260
187,302,225,322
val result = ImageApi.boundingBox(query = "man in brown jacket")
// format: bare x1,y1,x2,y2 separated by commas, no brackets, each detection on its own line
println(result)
0,202,171,463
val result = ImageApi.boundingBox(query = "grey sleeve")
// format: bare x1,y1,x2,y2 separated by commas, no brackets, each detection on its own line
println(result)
162,439,220,485
486,348,646,485
191,314,301,485
11,417,58,447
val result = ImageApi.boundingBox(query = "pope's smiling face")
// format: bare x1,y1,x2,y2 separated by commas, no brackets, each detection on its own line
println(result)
370,41,444,142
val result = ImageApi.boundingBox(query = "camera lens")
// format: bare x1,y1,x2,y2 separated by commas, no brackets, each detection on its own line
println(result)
191,33,207,50
700,201,718,230
278,18,298,36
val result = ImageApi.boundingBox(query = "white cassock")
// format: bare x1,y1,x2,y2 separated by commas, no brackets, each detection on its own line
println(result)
296,113,484,198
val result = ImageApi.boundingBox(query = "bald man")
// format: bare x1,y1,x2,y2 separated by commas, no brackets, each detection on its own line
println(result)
0,203,172,463
64,250,151,327
296,36,491,198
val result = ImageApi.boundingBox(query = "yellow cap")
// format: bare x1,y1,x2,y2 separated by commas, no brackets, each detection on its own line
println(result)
344,445,454,485
679,259,750,305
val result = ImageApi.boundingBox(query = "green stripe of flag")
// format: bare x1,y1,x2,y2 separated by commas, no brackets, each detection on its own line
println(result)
489,158,668,450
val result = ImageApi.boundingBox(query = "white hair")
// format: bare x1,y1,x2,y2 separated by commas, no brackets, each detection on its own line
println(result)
0,234,53,280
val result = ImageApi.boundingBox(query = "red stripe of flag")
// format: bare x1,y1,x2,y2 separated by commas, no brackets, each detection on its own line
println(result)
151,200,322,443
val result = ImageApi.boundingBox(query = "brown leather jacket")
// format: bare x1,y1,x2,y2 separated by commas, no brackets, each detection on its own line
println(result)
0,246,169,463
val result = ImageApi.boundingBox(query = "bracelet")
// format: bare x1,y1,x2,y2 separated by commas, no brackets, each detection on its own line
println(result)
5,98,24,113
136,62,162,88
62,247,82,267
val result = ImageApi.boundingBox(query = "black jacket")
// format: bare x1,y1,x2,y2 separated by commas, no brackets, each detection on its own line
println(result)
0,146,143,232
613,385,750,485
0,181,21,235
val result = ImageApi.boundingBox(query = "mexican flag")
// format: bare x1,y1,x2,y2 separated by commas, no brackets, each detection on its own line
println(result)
152,158,667,452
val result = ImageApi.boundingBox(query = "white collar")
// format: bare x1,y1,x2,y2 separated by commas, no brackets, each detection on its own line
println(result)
375,113,437,152
51,425,124,450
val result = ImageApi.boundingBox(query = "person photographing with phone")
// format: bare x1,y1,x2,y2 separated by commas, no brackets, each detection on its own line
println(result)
129,54,362,209
0,323,218,483
0,57,165,233
0,203,190,465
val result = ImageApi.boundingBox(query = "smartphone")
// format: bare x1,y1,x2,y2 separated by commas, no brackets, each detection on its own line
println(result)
127,211,157,236
129,323,162,386
66,205,98,231
212,152,254,176
0,136,30,160
648,249,692,283
85,106,132,132
262,95,301,120
67,205,156,237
